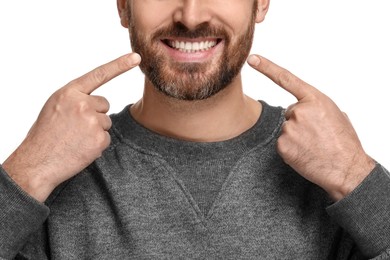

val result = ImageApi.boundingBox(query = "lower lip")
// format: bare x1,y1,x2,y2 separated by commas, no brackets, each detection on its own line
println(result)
161,40,224,63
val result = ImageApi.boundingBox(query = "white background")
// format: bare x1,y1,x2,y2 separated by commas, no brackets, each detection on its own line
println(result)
0,1,389,169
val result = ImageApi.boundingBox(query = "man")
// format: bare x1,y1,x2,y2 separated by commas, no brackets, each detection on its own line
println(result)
0,0,389,259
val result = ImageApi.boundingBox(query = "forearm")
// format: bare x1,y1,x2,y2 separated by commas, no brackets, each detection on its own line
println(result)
326,153,376,202
0,165,49,259
2,150,58,203
327,163,390,258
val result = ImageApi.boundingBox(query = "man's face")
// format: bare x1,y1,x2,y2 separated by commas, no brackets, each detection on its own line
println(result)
122,0,264,100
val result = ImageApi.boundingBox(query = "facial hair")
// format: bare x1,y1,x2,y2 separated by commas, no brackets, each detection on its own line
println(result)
127,4,257,101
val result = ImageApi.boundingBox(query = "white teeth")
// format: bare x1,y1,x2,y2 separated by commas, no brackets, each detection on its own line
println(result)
193,42,199,50
168,40,218,53
185,42,192,51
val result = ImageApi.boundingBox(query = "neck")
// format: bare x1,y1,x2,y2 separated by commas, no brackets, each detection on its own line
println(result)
130,74,262,142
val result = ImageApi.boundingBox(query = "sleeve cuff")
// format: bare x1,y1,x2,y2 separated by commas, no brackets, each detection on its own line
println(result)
327,164,390,258
0,165,49,258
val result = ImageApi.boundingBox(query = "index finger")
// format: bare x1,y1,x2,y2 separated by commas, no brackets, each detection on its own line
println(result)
70,53,141,94
247,54,316,100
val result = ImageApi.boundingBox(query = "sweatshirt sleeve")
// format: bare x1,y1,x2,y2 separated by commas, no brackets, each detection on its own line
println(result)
0,165,49,259
327,164,390,259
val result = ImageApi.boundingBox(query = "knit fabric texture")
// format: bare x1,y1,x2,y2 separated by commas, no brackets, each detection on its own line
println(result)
1,101,390,259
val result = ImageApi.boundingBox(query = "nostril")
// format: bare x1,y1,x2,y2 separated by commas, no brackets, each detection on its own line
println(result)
173,6,212,31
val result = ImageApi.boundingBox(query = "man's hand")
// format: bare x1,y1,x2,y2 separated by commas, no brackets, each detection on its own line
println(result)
2,53,141,202
247,54,376,201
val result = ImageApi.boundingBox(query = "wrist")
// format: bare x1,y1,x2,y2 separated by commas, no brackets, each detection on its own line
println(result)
328,155,376,201
2,154,57,203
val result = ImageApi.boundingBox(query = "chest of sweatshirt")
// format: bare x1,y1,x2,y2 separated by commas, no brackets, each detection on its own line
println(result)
44,140,338,259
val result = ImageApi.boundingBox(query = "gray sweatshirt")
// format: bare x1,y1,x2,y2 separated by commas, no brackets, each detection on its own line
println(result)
1,101,390,259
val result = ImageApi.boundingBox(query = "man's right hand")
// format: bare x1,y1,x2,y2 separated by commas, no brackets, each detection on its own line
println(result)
2,53,141,202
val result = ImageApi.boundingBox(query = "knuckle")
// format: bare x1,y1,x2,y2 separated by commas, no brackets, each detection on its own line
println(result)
277,70,293,87
102,96,110,106
55,87,72,101
291,107,303,120
96,131,111,150
281,121,289,133
92,67,109,84
50,88,74,112
288,105,310,122
87,115,99,127
276,137,283,151
76,100,90,113
86,133,108,159
276,138,296,165
281,120,295,135
106,117,113,129
276,137,288,157
97,96,110,111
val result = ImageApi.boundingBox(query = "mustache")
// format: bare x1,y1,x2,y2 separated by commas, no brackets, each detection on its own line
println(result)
151,22,229,40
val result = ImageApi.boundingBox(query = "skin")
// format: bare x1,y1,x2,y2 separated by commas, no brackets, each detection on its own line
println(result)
247,55,376,201
121,0,267,142
2,0,375,203
125,0,257,101
2,54,142,202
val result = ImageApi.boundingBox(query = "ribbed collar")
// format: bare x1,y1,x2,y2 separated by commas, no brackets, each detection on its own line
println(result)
110,101,284,160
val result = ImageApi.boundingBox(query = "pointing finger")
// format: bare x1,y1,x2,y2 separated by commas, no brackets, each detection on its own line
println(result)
69,53,141,95
247,54,317,101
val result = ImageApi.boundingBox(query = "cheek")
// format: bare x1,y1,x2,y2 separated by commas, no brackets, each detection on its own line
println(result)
216,1,254,30
232,15,254,37
215,17,254,52
131,1,175,33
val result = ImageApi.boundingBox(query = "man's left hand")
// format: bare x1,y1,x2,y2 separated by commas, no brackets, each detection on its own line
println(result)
247,54,376,201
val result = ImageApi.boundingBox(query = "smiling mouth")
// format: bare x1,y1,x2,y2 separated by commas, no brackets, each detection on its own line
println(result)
163,39,222,53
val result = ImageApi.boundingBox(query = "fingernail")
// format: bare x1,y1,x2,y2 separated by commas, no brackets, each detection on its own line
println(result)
247,55,260,66
132,53,142,63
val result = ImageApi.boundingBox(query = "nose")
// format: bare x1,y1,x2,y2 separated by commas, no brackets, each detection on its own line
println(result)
173,0,212,30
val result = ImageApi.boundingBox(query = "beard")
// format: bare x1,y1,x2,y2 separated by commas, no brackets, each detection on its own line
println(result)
127,6,257,101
